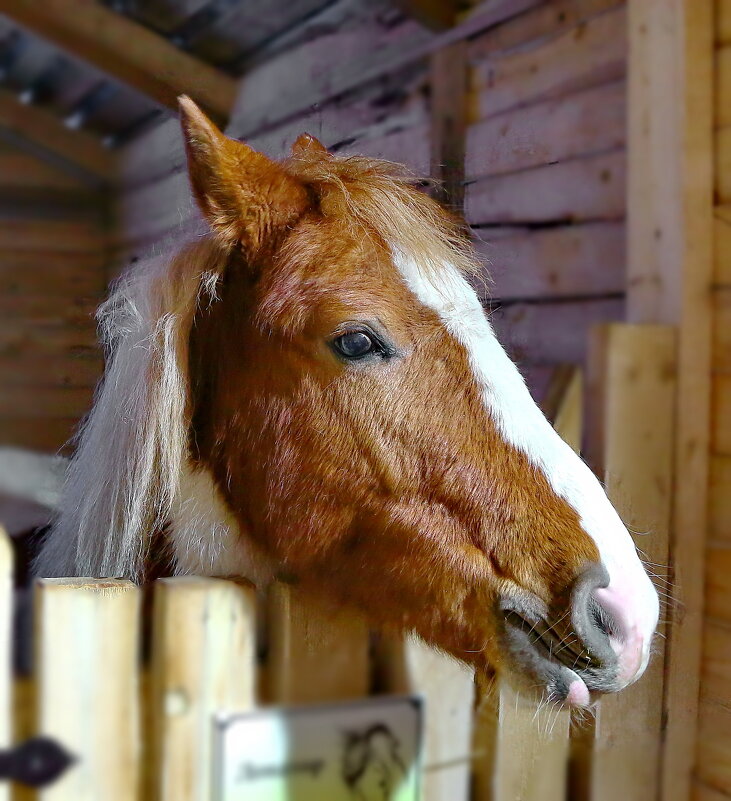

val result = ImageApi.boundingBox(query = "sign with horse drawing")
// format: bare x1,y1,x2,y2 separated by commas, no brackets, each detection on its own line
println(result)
214,696,422,801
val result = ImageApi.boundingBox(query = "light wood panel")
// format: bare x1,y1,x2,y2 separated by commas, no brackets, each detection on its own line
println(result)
716,207,731,284
465,80,625,181
35,578,141,801
710,456,731,542
713,375,731,455
706,547,731,622
465,150,625,226
625,4,714,800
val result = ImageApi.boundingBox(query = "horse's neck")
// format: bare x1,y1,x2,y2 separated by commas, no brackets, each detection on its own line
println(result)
167,461,273,584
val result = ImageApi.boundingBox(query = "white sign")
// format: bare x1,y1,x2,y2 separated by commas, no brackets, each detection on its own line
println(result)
213,695,423,801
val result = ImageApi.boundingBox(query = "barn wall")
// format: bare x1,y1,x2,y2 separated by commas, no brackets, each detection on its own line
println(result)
699,1,731,797
0,148,107,454
111,0,628,404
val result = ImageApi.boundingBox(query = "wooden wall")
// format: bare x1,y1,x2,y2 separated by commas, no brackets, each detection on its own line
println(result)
111,0,628,401
0,148,107,454
699,1,731,797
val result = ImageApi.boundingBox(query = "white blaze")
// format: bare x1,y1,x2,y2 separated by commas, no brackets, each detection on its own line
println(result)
393,251,659,683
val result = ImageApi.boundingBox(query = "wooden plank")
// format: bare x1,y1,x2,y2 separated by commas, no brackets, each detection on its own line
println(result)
398,0,460,30
229,0,541,138
339,122,432,175
552,367,583,453
710,456,731,543
150,577,257,801
0,220,106,253
706,547,731,622
714,289,731,370
264,583,369,705
490,298,624,366
0,355,101,389
697,699,731,796
473,678,569,801
470,7,626,123
0,88,112,183
467,0,624,63
0,386,93,419
716,207,731,284
583,324,675,801
713,375,731,455
718,46,731,129
0,322,97,359
0,527,10,801
115,118,185,189
35,578,141,801
720,0,731,46
0,150,92,191
465,80,625,182
701,620,731,706
693,781,731,801
465,150,626,226
717,128,731,203
0,418,79,453
0,294,96,322
472,222,625,301
0,251,104,297
0,0,236,124
430,40,468,212
625,4,714,799
377,633,474,801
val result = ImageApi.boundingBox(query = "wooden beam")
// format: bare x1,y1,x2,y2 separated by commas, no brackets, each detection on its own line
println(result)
397,0,461,31
0,88,113,183
625,2,714,800
0,0,236,124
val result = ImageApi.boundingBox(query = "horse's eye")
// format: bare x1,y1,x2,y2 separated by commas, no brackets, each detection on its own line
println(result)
334,331,375,359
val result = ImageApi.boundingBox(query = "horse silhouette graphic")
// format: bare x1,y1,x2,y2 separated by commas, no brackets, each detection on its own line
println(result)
342,724,408,800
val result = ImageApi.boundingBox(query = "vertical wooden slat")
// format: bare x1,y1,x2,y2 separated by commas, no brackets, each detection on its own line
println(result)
378,633,474,801
264,583,369,705
149,577,257,801
0,526,11,801
583,323,675,801
35,578,141,801
626,1,714,798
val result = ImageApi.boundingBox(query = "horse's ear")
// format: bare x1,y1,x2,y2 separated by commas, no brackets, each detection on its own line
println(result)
178,96,310,251
291,132,330,158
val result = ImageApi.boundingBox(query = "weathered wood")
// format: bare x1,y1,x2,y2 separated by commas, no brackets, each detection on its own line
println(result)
490,298,624,366
0,418,79,452
0,150,92,191
398,0,460,30
710,456,731,542
717,46,731,129
0,527,10,801
552,367,583,453
378,633,474,801
0,251,104,297
339,122,431,174
150,577,257,801
626,4,714,798
470,7,626,122
714,290,731,371
0,0,236,123
472,222,625,301
0,322,97,359
0,355,101,389
0,386,93,419
35,579,141,801
0,88,113,183
716,207,731,284
265,583,370,705
465,80,625,181
719,0,731,46
706,547,731,622
473,678,570,801
717,128,731,203
465,150,625,226
0,219,106,253
584,324,675,801
430,41,467,212
229,0,541,138
468,0,624,63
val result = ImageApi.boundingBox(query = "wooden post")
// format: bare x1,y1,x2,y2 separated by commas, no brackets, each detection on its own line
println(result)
149,577,257,801
264,583,370,705
0,526,11,801
35,578,141,801
582,324,676,801
378,633,475,801
626,2,714,798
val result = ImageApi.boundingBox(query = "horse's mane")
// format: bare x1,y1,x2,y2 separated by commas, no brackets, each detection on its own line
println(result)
35,151,481,580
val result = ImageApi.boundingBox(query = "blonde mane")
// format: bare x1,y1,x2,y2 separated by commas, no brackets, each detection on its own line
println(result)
36,150,482,580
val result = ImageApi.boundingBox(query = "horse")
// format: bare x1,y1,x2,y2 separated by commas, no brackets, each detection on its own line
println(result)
35,96,659,707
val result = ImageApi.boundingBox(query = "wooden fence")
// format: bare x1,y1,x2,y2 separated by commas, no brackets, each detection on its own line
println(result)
0,325,675,801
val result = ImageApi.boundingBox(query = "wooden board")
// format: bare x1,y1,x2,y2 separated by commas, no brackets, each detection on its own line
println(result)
582,324,675,801
720,0,731,46
0,220,106,253
490,298,624,366
465,80,625,182
717,46,731,129
468,0,624,63
472,222,625,301
465,150,626,226
35,578,141,801
697,698,731,796
714,289,731,371
150,577,257,801
264,583,370,705
0,527,10,801
705,547,731,623
0,251,104,297
470,7,626,123
0,355,102,389
713,375,731,455
0,417,79,453
377,633,474,801
625,4,714,799
710,456,731,543
716,207,731,284
0,386,93,419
